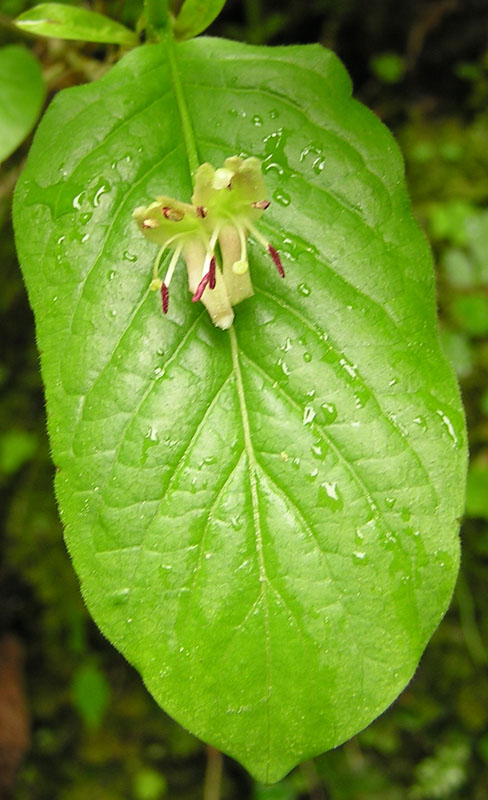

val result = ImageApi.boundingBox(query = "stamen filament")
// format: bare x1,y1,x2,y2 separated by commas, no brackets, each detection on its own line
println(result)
152,233,186,281
200,227,220,279
245,221,269,250
237,224,247,263
152,245,165,281
164,243,183,288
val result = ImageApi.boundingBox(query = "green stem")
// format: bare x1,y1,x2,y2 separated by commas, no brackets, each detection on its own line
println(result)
145,0,169,38
203,746,223,800
166,34,200,177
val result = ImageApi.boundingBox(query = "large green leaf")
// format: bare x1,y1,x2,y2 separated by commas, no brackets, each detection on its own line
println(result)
13,38,466,782
0,45,44,163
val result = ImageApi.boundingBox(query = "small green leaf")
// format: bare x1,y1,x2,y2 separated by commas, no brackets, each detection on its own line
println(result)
13,38,466,782
0,45,44,163
171,0,227,40
15,3,137,45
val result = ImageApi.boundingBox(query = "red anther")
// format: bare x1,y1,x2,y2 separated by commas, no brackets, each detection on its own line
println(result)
196,206,207,218
192,272,210,303
161,282,169,314
208,256,216,290
268,244,285,278
161,206,184,221
253,200,270,210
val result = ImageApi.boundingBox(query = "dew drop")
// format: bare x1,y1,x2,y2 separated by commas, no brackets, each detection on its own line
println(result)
353,386,372,409
436,410,458,445
312,157,326,175
273,189,291,207
93,182,110,207
311,443,324,459
72,191,85,210
306,468,319,482
142,425,159,461
123,250,137,262
303,352,312,363
297,283,311,297
317,481,343,511
278,358,290,376
264,162,284,175
108,270,116,281
111,588,130,605
252,114,263,127
269,109,279,119
303,406,316,425
413,416,427,432
319,402,337,424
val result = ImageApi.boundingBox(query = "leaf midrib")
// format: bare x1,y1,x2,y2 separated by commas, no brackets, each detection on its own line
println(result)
168,39,273,772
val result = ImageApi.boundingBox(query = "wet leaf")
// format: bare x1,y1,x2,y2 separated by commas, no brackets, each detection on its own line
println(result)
13,38,467,782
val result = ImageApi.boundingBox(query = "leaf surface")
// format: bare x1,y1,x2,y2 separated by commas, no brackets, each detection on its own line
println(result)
13,38,466,782
0,45,44,163
15,3,137,45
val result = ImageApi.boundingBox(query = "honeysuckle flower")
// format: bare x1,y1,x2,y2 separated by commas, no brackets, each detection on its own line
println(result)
133,195,233,328
133,156,284,330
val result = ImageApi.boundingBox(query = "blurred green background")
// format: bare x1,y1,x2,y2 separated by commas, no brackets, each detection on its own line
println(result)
1,1,487,798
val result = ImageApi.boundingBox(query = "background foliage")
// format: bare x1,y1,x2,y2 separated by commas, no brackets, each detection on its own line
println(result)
0,0,487,798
